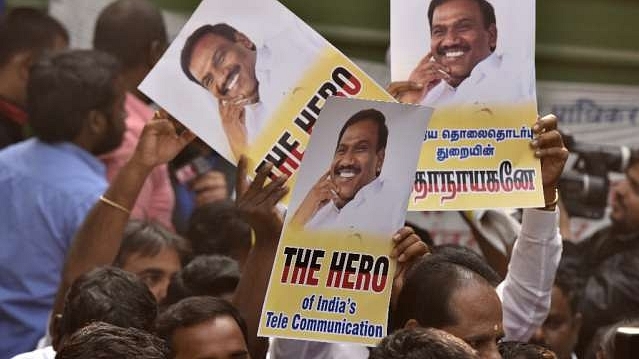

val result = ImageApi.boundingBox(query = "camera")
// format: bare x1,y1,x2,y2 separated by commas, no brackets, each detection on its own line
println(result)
559,134,633,219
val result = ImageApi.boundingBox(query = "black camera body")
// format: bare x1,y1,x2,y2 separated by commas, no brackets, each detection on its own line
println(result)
559,135,632,219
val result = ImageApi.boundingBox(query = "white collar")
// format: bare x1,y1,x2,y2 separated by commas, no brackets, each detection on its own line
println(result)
334,176,385,210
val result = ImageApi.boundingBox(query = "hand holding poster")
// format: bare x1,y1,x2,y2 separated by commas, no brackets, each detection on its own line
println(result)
391,0,545,210
258,97,431,345
139,0,394,205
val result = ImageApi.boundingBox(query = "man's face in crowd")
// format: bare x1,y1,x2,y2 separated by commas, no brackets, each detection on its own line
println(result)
171,315,250,359
439,282,504,359
120,246,181,303
330,119,385,209
430,0,497,87
530,285,581,359
609,162,639,233
188,32,258,105
93,78,127,156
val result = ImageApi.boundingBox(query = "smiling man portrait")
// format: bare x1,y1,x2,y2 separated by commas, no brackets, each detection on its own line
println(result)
392,0,534,108
290,108,406,236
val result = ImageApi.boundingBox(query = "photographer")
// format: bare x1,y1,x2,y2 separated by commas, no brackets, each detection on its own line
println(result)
560,149,639,357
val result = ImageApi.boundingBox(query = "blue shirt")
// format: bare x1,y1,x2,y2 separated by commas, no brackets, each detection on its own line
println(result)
0,139,107,356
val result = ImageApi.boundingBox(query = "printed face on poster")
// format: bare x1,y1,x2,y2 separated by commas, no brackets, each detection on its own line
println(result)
140,0,394,205
391,0,545,210
259,97,431,346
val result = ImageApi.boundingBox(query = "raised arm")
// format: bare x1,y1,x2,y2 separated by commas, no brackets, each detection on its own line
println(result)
498,114,569,341
50,115,195,337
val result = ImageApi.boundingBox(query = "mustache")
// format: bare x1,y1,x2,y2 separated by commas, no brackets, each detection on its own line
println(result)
436,45,471,56
219,65,240,96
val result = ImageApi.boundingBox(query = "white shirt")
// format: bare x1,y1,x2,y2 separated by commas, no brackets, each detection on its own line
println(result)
269,208,561,358
243,22,325,144
421,52,535,108
305,177,407,237
11,346,56,359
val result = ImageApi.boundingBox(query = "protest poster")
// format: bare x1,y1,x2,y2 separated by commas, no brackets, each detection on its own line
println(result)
139,0,393,205
391,0,544,210
258,97,431,345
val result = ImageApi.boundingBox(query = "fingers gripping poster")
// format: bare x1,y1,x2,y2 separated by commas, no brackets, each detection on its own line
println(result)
258,97,431,345
391,0,545,210
139,0,394,206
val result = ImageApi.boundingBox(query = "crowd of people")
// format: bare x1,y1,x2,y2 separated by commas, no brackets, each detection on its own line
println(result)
0,0,638,358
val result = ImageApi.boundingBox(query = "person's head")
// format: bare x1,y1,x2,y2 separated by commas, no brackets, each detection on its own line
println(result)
53,267,157,350
331,108,388,209
427,0,497,87
27,50,126,155
498,342,558,359
609,155,639,234
0,7,68,106
164,255,241,306
187,200,252,265
394,255,504,359
93,0,167,99
156,296,250,359
114,220,191,303
370,327,480,359
588,318,639,359
56,321,169,359
433,244,502,286
181,23,258,105
530,270,582,359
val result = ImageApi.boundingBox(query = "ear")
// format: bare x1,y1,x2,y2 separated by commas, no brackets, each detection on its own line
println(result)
234,31,256,51
14,51,34,81
404,318,420,330
87,109,108,135
488,23,497,51
147,39,167,68
375,148,386,175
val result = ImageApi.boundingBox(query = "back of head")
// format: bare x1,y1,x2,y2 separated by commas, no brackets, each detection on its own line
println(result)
93,0,167,69
187,200,251,261
392,254,489,331
114,220,192,268
498,342,558,359
155,296,248,346
58,267,157,343
370,327,479,359
433,245,501,286
164,255,240,306
27,49,120,143
0,7,68,67
56,321,169,359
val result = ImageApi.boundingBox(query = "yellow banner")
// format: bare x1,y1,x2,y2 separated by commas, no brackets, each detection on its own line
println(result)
408,104,544,210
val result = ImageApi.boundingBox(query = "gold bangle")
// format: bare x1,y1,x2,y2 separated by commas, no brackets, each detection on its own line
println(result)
99,195,131,214
542,189,559,210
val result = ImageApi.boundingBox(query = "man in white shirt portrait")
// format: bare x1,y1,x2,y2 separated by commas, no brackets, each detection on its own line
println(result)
390,0,533,108
290,108,406,236
180,22,323,161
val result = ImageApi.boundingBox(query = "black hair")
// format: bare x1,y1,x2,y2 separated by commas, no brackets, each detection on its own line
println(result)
58,267,157,345
113,220,192,268
93,0,167,69
0,7,68,67
56,322,169,359
498,341,558,359
155,296,248,350
164,255,241,306
186,200,251,260
370,327,479,359
553,266,581,316
27,49,120,143
180,23,253,85
392,254,490,331
337,108,389,152
433,244,502,286
427,0,496,29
